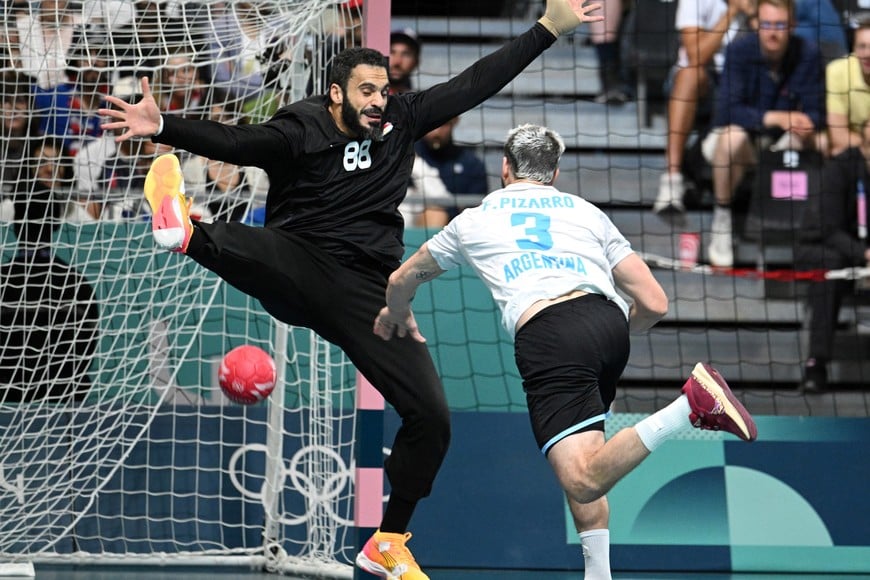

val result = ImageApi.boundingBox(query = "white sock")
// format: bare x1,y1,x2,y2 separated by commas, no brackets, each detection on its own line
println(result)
712,205,732,232
580,529,612,580
634,395,692,452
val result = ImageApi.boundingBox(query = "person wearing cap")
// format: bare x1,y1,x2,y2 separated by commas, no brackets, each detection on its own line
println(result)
390,28,420,94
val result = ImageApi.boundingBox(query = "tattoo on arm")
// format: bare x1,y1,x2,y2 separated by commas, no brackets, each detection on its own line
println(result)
415,270,435,281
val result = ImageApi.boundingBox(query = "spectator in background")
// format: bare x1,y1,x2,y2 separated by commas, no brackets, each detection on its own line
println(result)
33,40,110,157
654,0,755,213
207,1,288,120
402,116,488,228
389,28,420,94
180,88,269,222
796,120,870,393
706,0,825,267
155,51,204,117
826,14,870,156
74,76,174,221
75,134,170,222
112,0,189,76
590,0,629,104
795,0,848,65
13,0,80,89
0,73,38,214
0,137,99,403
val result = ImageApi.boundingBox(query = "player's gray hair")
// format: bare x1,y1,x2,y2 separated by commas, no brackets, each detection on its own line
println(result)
503,123,565,184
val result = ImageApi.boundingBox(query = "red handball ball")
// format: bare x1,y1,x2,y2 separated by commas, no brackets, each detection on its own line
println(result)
218,345,277,405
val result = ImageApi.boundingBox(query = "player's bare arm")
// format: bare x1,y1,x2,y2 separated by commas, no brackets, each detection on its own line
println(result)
374,243,446,343
612,253,669,332
99,76,162,142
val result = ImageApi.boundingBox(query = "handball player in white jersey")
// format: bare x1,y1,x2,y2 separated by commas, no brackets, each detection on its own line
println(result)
374,124,758,580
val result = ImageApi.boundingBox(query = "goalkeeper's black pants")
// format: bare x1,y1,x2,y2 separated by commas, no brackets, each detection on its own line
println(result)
185,221,451,504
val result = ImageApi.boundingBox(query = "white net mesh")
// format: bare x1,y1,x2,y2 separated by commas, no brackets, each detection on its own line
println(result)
0,0,362,576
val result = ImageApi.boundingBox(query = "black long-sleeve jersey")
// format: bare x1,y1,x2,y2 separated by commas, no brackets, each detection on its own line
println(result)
155,24,557,268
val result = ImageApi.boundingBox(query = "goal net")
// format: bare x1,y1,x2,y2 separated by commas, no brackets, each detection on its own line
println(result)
0,0,364,576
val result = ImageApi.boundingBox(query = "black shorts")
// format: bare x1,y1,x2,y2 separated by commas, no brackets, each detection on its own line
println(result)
514,293,630,455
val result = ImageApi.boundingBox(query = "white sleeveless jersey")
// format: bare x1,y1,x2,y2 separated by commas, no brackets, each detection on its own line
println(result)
427,182,633,336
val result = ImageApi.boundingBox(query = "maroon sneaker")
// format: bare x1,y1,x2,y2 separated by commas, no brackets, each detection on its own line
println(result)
682,362,758,442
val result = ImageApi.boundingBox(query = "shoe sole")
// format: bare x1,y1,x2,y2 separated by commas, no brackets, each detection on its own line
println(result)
690,362,758,441
355,551,395,579
145,153,187,250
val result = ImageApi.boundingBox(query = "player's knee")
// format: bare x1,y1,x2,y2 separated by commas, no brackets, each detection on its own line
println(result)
423,404,451,452
562,468,606,504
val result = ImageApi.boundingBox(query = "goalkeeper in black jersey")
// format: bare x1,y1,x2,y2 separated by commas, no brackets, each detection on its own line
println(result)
101,1,603,577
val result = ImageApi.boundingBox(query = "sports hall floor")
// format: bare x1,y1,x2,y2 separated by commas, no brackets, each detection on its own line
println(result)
19,567,870,579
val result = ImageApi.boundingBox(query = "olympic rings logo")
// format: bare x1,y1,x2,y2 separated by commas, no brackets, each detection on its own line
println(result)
228,443,390,527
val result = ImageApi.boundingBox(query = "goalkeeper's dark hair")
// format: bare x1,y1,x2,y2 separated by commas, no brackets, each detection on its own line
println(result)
328,47,388,93
503,124,565,185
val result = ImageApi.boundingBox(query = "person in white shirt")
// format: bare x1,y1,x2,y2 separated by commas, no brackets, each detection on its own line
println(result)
374,123,758,580
654,0,754,213
13,0,80,89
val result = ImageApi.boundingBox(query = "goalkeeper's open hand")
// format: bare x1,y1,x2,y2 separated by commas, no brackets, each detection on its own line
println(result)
538,0,604,38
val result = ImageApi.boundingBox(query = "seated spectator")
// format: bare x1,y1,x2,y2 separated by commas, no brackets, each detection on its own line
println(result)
0,73,37,209
74,76,174,221
389,28,420,94
180,88,268,222
590,0,629,104
826,14,870,156
111,0,189,76
28,138,76,220
706,0,825,267
654,0,755,213
13,0,80,89
795,120,870,393
75,134,171,221
0,138,99,403
794,0,848,65
207,2,287,113
32,41,110,157
155,52,204,117
401,156,455,229
401,116,488,228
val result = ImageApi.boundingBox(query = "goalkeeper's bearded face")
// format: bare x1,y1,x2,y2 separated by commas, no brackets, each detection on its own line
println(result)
337,65,389,141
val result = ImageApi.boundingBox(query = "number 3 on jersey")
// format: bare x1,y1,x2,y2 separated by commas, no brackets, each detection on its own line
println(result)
343,140,372,171
511,212,553,250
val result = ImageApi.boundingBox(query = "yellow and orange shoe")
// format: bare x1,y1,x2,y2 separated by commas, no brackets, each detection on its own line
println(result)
355,530,429,580
144,153,193,253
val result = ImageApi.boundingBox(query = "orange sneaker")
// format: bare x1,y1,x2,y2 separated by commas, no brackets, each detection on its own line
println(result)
144,153,193,253
355,530,429,579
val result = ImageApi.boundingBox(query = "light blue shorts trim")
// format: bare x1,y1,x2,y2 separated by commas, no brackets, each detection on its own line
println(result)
541,410,610,456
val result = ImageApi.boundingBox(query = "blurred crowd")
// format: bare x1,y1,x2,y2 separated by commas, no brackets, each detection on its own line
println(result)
0,0,372,226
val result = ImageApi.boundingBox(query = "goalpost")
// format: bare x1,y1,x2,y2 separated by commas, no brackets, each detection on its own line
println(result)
0,0,374,576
